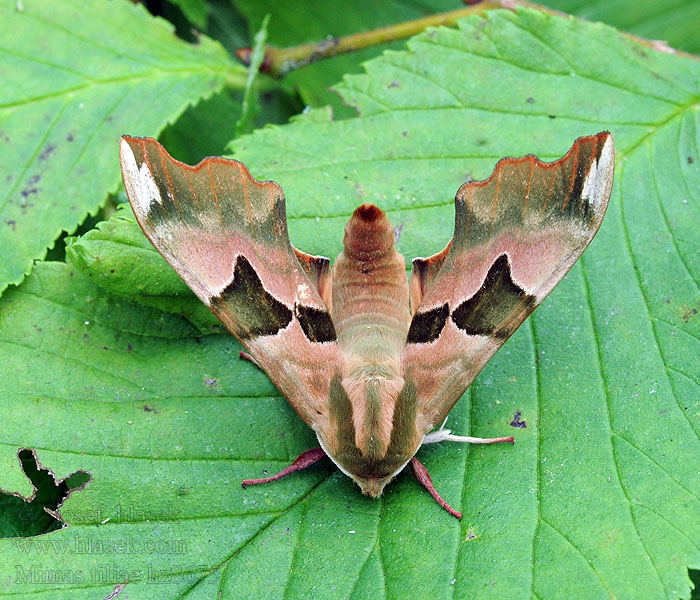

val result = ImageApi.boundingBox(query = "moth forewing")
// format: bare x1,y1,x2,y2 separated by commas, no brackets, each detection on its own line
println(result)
404,131,614,433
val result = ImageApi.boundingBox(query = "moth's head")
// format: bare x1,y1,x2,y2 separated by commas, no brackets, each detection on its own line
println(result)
317,431,419,498
349,472,400,498
317,376,424,498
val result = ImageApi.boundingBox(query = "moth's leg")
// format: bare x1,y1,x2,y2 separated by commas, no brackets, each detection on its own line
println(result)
422,418,515,445
239,350,260,368
242,447,327,488
410,457,462,519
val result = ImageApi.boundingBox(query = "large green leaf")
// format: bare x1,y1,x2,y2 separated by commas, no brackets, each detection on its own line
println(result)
4,8,700,599
0,0,244,294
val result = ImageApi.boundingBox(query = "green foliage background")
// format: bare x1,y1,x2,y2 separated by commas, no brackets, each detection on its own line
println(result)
0,1,698,599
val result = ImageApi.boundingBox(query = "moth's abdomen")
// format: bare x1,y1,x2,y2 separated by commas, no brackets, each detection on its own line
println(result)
332,204,410,347
330,204,412,459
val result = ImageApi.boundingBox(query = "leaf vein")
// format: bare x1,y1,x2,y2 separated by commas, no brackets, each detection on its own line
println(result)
580,259,668,596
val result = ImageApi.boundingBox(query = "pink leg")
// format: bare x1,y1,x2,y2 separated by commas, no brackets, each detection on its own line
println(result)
242,447,327,488
410,457,462,519
239,350,260,368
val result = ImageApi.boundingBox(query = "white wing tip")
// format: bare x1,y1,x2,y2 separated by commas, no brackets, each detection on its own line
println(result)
119,138,163,216
119,137,131,161
581,134,614,209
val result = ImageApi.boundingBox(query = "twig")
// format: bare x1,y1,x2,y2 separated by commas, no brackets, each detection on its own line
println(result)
235,0,695,78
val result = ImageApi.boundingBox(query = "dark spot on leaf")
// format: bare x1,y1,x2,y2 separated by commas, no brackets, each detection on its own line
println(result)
510,410,527,428
631,45,649,59
688,156,694,164
39,144,56,161
110,269,115,273
681,307,697,322
127,344,132,351
527,97,534,103
407,303,449,344
548,115,556,119
452,254,536,339
28,174,40,184
295,304,337,343
103,346,109,350
466,529,477,540
205,378,218,387
402,131,408,137
143,404,155,412
5,220,16,231
66,133,74,142
388,80,400,88
21,187,39,199
195,336,202,344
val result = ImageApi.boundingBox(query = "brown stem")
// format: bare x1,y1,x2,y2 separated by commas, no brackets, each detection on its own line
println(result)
235,0,695,78
242,447,327,487
235,1,537,77
410,457,462,519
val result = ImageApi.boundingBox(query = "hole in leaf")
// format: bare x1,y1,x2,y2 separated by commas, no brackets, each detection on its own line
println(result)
689,569,699,600
0,448,91,538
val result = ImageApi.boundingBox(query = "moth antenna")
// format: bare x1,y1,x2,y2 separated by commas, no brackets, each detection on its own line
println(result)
242,447,327,488
446,433,514,444
409,458,462,519
423,427,515,445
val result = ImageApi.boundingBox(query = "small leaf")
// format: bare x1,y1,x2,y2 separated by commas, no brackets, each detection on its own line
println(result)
235,14,270,136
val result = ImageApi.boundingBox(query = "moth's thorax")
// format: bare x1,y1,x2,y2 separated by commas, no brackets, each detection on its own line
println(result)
320,375,423,499
329,204,412,463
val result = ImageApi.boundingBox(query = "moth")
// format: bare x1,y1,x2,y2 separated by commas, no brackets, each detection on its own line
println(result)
120,132,614,518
